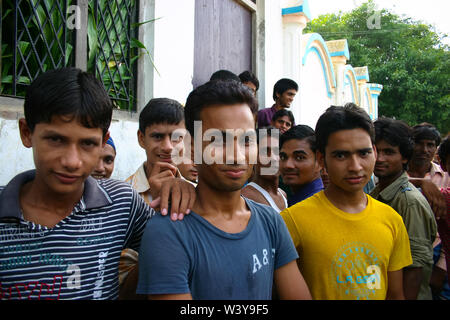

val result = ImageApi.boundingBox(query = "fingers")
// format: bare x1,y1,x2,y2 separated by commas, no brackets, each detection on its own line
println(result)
150,162,177,177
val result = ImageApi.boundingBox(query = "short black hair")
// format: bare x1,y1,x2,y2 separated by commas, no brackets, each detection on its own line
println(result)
374,117,414,169
184,80,258,136
315,103,374,154
239,71,259,91
24,67,113,136
272,109,295,125
279,125,316,153
273,78,298,101
139,98,184,133
438,135,450,170
210,69,240,82
412,122,441,146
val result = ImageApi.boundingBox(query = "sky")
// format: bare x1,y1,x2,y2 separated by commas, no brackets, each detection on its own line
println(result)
307,0,449,45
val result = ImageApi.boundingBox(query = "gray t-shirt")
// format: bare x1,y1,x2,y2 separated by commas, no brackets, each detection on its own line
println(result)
137,198,298,299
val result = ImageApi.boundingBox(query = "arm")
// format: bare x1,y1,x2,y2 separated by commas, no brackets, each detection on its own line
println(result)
409,178,446,220
402,267,423,300
273,260,311,300
386,269,405,300
148,293,192,300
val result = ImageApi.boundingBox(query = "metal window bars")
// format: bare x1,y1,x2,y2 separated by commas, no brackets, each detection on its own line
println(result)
1,0,138,111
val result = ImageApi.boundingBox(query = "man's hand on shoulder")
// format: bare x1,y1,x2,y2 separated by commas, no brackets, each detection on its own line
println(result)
150,177,196,221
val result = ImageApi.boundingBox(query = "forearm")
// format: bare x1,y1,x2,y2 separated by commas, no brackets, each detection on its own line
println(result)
402,267,423,300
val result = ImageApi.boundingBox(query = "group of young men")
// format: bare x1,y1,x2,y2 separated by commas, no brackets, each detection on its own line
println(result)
0,67,448,301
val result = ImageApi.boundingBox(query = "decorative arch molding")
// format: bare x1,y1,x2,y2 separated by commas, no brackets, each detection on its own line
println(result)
365,86,374,119
302,33,336,98
343,65,359,105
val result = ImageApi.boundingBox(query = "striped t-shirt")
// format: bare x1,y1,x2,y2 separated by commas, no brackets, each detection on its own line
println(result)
0,170,154,300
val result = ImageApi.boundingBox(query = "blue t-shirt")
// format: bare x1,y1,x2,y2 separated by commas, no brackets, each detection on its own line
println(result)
137,198,298,299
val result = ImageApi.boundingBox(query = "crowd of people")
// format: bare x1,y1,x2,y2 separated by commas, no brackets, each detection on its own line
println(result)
0,67,448,301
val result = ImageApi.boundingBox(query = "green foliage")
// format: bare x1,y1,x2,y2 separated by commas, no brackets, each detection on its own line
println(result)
1,0,156,111
1,0,75,96
306,0,449,134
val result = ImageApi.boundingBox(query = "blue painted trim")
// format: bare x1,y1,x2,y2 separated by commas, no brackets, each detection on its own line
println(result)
369,87,382,92
356,74,370,81
344,74,355,102
302,33,337,98
282,0,311,19
330,50,350,59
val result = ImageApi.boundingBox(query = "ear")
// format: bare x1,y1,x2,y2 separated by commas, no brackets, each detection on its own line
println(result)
18,118,33,148
137,129,145,149
316,150,325,169
102,131,110,148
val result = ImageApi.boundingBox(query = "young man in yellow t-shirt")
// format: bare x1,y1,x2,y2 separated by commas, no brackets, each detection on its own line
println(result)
281,103,412,300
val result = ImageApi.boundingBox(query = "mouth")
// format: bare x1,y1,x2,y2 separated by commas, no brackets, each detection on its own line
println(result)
92,174,106,179
344,176,365,185
55,172,81,184
222,168,247,179
159,155,173,163
282,171,299,178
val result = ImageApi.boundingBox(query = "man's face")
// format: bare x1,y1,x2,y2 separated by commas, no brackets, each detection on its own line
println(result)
197,104,257,192
318,128,376,195
276,89,297,108
92,144,116,179
374,139,407,180
243,81,257,96
19,115,106,196
271,115,292,134
138,122,185,167
280,138,320,190
411,138,437,167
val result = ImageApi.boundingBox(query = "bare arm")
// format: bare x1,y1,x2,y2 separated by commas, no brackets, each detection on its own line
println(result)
403,267,423,300
148,293,192,300
273,260,312,300
409,178,446,220
386,269,405,300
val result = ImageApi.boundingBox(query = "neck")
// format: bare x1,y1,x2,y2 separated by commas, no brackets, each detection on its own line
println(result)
407,161,431,178
21,176,83,217
274,103,284,111
253,175,279,193
324,184,368,214
377,170,404,191
194,182,247,218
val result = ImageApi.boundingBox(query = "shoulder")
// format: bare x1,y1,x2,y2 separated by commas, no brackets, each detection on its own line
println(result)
96,178,136,200
241,185,267,205
368,195,406,224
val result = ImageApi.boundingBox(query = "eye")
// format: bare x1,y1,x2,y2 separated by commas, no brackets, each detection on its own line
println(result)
279,153,287,161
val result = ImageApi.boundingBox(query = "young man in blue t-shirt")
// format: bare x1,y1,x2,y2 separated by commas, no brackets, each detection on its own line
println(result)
0,68,193,300
137,80,311,300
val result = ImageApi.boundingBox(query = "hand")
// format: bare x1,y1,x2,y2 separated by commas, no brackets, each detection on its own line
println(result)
148,162,178,200
413,179,446,220
150,178,196,221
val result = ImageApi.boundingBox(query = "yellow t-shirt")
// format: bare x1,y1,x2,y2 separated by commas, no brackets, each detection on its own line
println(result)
281,190,412,300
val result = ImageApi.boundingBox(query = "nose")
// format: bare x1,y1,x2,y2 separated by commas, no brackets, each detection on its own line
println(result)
376,151,386,162
348,154,363,172
93,157,105,174
61,144,82,171
161,136,174,153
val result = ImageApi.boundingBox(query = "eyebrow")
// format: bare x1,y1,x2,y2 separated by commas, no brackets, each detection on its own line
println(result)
331,148,373,155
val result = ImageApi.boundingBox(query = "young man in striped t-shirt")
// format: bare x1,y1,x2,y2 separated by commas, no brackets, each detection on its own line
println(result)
0,68,193,300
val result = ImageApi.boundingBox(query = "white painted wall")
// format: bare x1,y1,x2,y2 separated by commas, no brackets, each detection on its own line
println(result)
256,0,284,109
152,0,195,105
298,51,332,128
